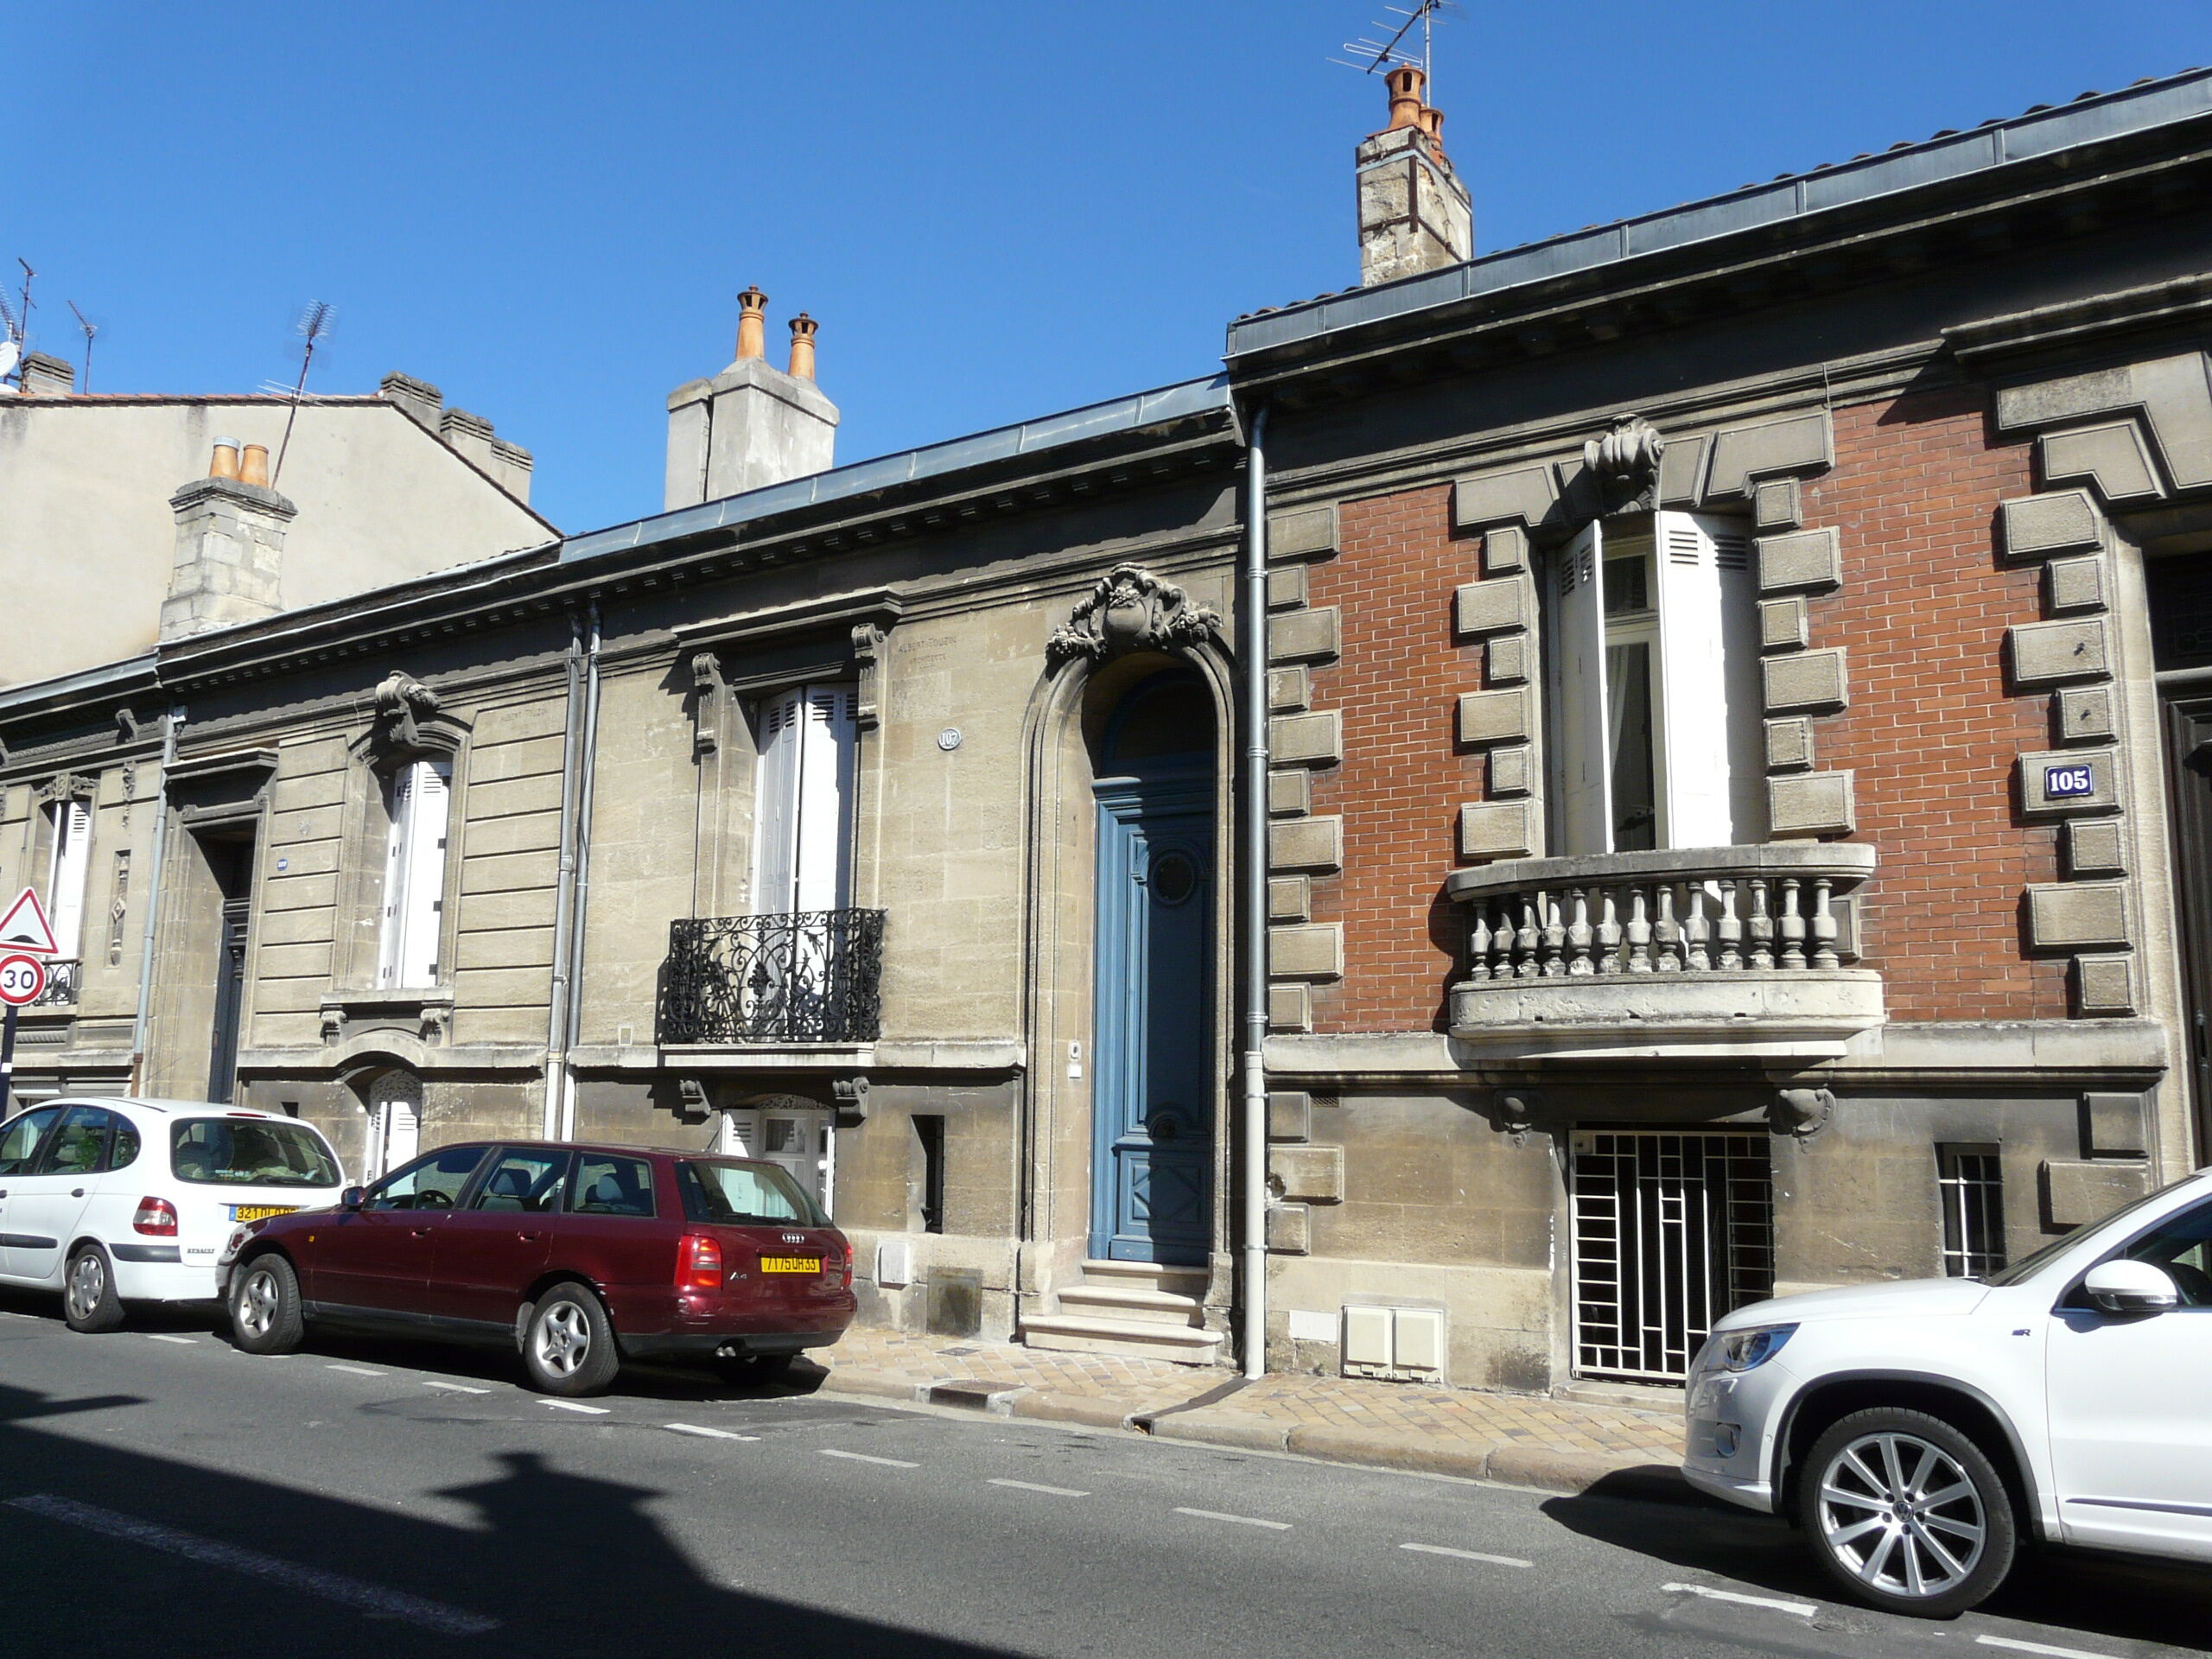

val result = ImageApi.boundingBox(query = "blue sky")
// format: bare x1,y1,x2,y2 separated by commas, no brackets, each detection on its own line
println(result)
15,3,2211,535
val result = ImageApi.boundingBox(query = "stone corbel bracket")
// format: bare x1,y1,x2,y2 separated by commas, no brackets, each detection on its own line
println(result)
689,651,726,758
361,670,470,761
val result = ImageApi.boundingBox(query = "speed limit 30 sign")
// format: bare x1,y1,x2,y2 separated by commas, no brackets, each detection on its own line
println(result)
0,953,48,1007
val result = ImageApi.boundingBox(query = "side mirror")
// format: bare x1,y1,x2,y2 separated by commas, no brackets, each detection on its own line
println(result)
340,1185,367,1211
2083,1257,2179,1315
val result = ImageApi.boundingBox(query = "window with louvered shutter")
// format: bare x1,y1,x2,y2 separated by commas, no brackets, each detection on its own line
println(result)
750,683,857,915
378,759,452,987
45,798,90,957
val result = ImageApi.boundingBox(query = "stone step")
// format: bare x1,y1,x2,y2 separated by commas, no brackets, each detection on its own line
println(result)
1078,1258,1210,1292
1019,1313,1224,1364
1054,1283,1206,1326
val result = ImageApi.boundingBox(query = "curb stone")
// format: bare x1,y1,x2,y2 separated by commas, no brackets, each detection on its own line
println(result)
1146,1408,1291,1453
1007,1390,1141,1432
1283,1425,1493,1481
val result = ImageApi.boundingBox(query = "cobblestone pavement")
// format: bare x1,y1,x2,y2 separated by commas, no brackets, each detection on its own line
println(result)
813,1328,1686,1476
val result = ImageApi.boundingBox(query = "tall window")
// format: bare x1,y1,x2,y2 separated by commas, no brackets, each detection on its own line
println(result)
751,683,857,915
378,759,451,987
1546,512,1764,855
44,796,90,957
1937,1145,2006,1279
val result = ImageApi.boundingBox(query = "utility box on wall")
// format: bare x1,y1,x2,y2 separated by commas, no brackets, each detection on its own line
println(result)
1340,1305,1446,1382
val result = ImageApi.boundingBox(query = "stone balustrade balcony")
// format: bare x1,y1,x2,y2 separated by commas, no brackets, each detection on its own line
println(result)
1443,843,1884,1060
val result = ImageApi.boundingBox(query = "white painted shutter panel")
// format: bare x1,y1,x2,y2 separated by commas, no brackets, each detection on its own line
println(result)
1548,522,1611,855
48,799,89,957
1652,512,1762,847
398,760,451,985
377,766,413,987
751,690,804,914
792,684,857,912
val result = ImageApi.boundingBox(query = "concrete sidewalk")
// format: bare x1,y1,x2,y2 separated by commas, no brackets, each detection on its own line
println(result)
808,1329,1690,1501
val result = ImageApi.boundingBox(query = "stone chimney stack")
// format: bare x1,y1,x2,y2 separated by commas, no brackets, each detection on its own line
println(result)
1357,65,1472,287
161,439,296,639
17,353,74,396
664,287,840,511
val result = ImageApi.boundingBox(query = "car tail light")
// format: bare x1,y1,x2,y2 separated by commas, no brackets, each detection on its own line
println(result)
133,1198,179,1236
840,1249,853,1290
678,1233,724,1291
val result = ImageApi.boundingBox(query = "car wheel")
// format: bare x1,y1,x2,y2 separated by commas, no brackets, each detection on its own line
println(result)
522,1285,620,1396
229,1255,305,1355
61,1243,125,1333
1797,1407,2017,1618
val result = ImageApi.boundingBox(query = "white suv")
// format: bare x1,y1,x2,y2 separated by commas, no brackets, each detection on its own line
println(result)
0,1097,346,1330
1685,1166,2212,1617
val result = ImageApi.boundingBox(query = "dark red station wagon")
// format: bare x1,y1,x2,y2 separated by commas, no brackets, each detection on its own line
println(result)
215,1140,855,1395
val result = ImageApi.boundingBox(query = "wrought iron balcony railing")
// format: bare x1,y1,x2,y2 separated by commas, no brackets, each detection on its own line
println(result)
657,910,886,1046
31,958,80,1008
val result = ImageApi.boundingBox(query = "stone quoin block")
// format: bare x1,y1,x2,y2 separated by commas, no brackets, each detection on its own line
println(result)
1458,687,1533,746
1268,667,1310,712
1453,466,1557,534
2042,423,2163,503
1268,875,1311,922
2057,685,2117,744
1268,982,1313,1032
1762,648,1849,713
1755,526,1842,594
1705,410,1834,499
1269,606,1340,664
1268,1090,1313,1142
1266,1204,1311,1255
1768,770,1856,837
1269,1144,1344,1204
1269,923,1344,981
2080,1091,2149,1158
1459,800,1536,861
1269,710,1342,767
1765,716,1815,772
1753,477,1802,531
1269,816,1343,872
1268,504,1338,562
1999,489,2103,561
1485,633,1529,686
1759,596,1809,652
2064,817,2129,878
1453,575,1535,638
2025,881,2131,950
2043,1157,2151,1228
1482,524,1529,575
1267,769,1310,817
2018,746,2120,817
2009,617,2112,687
2071,952,2139,1017
2044,555,2108,615
1267,565,1308,610
1487,743,1532,798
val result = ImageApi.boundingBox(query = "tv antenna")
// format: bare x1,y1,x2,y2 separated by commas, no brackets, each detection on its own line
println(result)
0,293,18,389
1332,0,1457,99
270,300,334,486
67,302,97,393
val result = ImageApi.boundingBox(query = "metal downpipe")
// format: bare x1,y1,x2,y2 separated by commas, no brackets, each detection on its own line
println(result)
559,601,604,1141
1238,404,1270,1379
543,616,587,1139
127,701,182,1095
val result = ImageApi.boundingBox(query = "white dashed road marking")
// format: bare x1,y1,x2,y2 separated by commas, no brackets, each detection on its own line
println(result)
1976,1638,2120,1659
6,1495,499,1636
542,1401,608,1415
1174,1507,1292,1531
144,1335,196,1345
1399,1542,1531,1568
664,1423,760,1442
819,1449,919,1469
1662,1583,1816,1617
325,1364,385,1376
421,1381,491,1395
988,1478,1090,1497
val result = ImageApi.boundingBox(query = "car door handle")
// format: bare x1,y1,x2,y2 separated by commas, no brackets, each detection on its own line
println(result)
410,1226,435,1237
70,1189,84,1198
516,1231,543,1243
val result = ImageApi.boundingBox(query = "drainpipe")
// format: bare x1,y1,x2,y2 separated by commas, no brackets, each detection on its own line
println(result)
543,617,587,1138
1238,403,1271,1379
558,601,604,1141
127,701,183,1096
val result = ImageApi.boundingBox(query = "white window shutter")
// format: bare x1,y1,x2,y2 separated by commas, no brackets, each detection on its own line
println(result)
48,798,90,957
1651,512,1762,848
750,690,804,914
792,684,857,912
1547,522,1611,855
377,766,412,988
399,760,451,985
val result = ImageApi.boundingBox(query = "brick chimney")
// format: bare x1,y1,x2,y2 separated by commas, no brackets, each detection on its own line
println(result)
16,353,73,396
161,440,296,639
664,287,840,511
1357,65,1471,287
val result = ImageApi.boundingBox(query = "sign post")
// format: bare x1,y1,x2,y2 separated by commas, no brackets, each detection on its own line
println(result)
0,889,60,1120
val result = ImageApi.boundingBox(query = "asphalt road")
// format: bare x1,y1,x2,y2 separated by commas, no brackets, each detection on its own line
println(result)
0,1293,2205,1659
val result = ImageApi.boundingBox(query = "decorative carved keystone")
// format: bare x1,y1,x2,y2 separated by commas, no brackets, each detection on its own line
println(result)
1583,414,1666,513
1047,564,1223,667
372,671,442,749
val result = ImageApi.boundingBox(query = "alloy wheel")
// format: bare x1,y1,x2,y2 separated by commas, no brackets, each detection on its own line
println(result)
1815,1430,1987,1600
65,1252,105,1325
534,1302,591,1377
237,1268,280,1339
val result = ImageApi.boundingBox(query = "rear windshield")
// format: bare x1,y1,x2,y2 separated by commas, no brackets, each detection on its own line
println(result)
172,1118,342,1188
676,1160,826,1228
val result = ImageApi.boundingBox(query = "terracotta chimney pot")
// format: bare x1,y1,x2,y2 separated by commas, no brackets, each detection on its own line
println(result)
1384,64,1426,131
1418,105,1446,153
238,443,270,487
208,439,242,480
734,285,769,361
787,313,818,382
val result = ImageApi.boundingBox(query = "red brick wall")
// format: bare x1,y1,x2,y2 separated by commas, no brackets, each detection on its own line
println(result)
1301,386,2065,1034
1808,390,2066,1021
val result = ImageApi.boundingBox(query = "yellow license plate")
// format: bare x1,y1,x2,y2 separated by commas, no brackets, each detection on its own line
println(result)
231,1205,299,1224
760,1256,822,1274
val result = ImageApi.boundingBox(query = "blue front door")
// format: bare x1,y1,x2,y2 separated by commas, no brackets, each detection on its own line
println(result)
1091,775,1213,1265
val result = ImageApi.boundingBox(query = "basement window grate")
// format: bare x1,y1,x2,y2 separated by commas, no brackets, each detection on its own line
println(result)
1937,1145,2007,1280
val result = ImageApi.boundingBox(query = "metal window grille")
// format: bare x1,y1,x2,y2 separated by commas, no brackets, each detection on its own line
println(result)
657,910,886,1046
1570,1130,1776,1384
1937,1146,2007,1279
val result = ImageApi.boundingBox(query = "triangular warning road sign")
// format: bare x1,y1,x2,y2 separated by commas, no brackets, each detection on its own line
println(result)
0,887,58,955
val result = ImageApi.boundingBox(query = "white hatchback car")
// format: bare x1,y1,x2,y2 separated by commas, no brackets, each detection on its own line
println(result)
1685,1166,2212,1617
0,1096,346,1331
